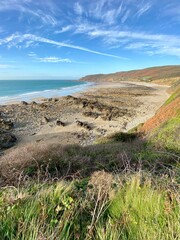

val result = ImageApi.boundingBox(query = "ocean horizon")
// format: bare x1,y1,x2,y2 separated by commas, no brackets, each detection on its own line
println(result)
0,80,92,105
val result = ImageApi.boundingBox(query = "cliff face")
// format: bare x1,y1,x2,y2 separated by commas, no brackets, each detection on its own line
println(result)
140,81,180,152
80,65,180,83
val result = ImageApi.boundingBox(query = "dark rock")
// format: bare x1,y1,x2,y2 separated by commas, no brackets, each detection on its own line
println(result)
56,120,65,127
0,130,17,149
76,120,92,131
31,101,37,105
84,124,92,131
83,111,99,119
52,98,59,102
30,132,36,136
76,120,84,127
21,101,28,106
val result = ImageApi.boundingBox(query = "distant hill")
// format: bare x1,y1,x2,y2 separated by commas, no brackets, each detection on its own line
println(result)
80,65,180,84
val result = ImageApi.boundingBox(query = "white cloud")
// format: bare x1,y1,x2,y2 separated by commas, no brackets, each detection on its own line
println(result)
135,3,152,18
0,33,126,59
65,20,180,57
125,40,180,58
0,0,58,26
74,2,83,15
121,10,130,23
37,57,72,63
0,0,179,60
55,25,73,34
28,51,72,63
28,52,37,57
125,42,151,50
74,0,153,26
37,56,72,63
161,1,180,23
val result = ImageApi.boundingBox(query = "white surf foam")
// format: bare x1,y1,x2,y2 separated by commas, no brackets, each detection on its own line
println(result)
0,82,94,105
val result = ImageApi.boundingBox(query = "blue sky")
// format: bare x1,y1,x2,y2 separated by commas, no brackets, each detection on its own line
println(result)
0,0,179,80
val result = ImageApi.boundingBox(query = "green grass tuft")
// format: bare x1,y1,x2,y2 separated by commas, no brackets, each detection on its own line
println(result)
0,173,179,240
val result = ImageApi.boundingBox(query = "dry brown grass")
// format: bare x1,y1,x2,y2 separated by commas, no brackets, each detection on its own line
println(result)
0,138,141,186
0,136,179,187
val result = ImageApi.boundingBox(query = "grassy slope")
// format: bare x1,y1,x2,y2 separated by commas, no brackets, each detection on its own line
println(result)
0,79,180,239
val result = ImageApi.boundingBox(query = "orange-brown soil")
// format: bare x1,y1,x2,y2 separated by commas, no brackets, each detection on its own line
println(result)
141,97,180,133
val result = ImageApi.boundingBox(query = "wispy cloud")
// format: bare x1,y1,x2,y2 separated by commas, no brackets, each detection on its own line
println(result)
0,0,179,61
38,57,72,63
0,33,126,59
54,25,73,34
74,2,83,15
28,53,73,63
0,0,58,26
125,40,180,58
71,0,153,26
28,52,37,57
68,21,180,57
135,3,152,18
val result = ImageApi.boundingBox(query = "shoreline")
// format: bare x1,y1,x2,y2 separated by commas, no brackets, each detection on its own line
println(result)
0,81,94,106
0,81,170,149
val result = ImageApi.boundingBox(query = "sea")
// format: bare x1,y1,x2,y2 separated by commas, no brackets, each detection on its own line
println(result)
0,80,93,105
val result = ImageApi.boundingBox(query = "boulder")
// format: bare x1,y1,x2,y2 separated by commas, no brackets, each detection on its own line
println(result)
56,120,65,127
0,130,17,149
76,120,92,131
21,101,28,106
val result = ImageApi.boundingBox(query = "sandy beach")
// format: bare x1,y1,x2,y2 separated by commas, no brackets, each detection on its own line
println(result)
0,81,170,149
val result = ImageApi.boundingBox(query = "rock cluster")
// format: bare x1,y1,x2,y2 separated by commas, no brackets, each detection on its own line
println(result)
65,95,128,121
0,112,17,150
76,120,92,131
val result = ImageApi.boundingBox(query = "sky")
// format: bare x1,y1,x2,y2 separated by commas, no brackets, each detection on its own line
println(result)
0,0,180,80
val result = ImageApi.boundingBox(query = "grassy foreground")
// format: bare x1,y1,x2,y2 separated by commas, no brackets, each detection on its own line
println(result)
0,171,179,240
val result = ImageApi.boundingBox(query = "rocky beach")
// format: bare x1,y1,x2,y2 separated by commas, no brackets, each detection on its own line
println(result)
0,81,169,152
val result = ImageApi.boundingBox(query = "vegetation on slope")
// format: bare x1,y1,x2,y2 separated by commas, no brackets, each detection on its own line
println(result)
0,139,179,187
0,134,179,239
0,172,179,240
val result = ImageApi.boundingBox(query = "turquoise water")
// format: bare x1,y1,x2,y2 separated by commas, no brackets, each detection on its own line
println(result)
0,80,92,104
